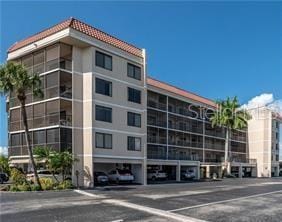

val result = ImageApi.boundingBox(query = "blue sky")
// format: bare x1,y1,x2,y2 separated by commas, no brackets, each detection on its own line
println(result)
0,1,281,147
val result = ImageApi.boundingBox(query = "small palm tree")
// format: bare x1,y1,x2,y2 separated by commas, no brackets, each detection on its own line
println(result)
0,62,43,190
210,97,251,176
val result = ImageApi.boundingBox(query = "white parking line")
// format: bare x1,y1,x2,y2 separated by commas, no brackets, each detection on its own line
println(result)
169,190,282,212
135,190,211,200
74,189,105,198
76,189,208,222
103,199,208,222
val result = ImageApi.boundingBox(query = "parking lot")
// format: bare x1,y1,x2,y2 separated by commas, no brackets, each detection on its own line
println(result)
1,178,282,222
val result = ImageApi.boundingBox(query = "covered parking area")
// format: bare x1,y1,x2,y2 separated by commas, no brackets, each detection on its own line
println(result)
93,157,145,185
147,159,200,183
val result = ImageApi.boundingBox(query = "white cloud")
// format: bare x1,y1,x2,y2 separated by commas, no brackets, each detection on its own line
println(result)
0,146,8,156
241,93,274,109
241,93,282,115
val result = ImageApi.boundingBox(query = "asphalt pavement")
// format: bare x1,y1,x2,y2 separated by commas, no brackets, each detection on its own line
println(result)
1,178,282,222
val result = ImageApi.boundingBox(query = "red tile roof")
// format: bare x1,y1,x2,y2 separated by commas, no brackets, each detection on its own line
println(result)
8,17,143,58
147,77,216,108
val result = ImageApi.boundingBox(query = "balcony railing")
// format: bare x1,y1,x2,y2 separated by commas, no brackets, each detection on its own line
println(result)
148,100,167,110
147,136,167,144
147,119,167,128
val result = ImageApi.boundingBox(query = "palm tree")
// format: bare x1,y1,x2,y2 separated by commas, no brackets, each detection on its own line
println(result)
0,62,43,190
210,97,251,176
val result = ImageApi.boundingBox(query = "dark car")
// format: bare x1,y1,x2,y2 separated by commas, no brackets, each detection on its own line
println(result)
0,173,9,184
94,172,109,185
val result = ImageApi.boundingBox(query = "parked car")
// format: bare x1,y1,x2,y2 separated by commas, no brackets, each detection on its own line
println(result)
26,170,70,183
147,170,167,181
94,172,109,185
0,173,9,184
108,169,134,184
181,170,196,180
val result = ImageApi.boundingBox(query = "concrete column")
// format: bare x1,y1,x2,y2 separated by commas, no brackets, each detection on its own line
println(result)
176,162,181,182
239,164,243,178
142,161,147,185
196,163,201,180
206,165,210,178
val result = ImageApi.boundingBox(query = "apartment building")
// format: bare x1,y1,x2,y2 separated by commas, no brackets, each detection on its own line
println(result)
248,107,281,177
146,78,256,180
6,18,257,187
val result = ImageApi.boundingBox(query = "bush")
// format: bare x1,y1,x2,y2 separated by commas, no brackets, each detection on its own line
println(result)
30,184,41,191
9,185,20,192
10,168,27,185
17,183,31,191
39,177,55,190
57,180,73,190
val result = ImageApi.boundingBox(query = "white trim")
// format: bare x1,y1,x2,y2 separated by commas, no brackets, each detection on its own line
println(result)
69,28,144,64
7,29,70,60
9,96,72,110
94,100,146,113
147,87,212,109
92,154,145,160
9,125,60,134
72,70,145,90
93,127,146,136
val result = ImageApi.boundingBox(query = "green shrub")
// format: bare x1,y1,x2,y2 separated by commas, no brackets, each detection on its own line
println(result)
30,184,41,191
17,183,31,191
57,180,73,190
39,177,55,190
10,168,27,185
9,185,20,192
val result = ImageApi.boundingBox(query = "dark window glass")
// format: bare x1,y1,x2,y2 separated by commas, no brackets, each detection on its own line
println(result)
128,112,141,127
95,78,112,96
95,105,112,123
95,132,112,149
128,87,141,104
33,130,46,144
46,128,59,143
11,133,21,146
128,136,141,151
95,51,112,71
127,63,141,80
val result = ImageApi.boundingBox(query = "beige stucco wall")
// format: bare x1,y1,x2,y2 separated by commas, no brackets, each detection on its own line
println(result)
71,36,147,186
248,108,276,177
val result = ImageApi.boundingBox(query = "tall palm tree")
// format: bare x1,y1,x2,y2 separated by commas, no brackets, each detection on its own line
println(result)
0,62,43,190
210,97,251,176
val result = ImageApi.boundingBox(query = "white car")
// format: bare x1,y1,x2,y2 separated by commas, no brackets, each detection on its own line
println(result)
181,170,196,180
108,169,134,183
147,170,167,180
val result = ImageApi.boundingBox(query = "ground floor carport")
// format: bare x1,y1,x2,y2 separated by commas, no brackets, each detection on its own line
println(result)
201,162,257,179
93,157,145,185
147,159,200,183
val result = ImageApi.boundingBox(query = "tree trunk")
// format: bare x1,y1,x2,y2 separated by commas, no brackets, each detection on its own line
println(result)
20,100,42,190
223,128,230,176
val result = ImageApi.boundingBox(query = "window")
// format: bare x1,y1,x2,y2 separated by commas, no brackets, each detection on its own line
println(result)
33,130,46,144
47,128,59,144
128,136,141,151
127,63,141,80
11,133,21,146
95,105,112,123
128,87,141,104
128,112,141,127
95,78,112,96
96,132,112,149
96,51,112,70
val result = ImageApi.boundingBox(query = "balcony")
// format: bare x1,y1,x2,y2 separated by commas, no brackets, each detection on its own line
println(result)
147,100,167,111
147,136,167,145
